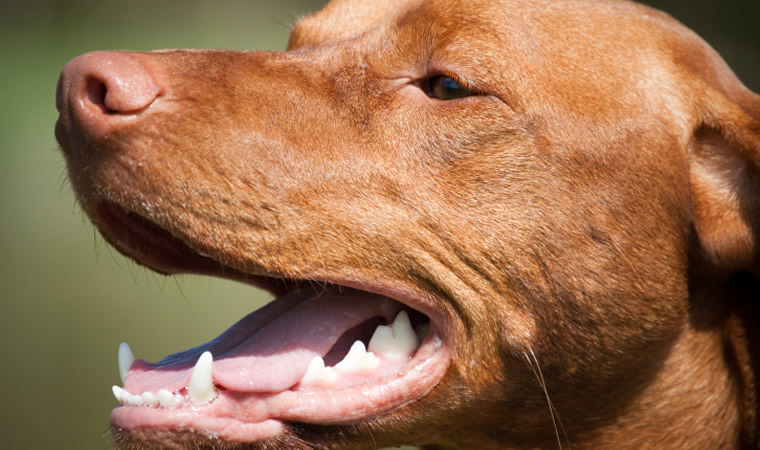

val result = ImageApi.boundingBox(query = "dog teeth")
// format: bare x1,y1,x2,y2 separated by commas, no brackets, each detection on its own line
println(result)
299,341,381,387
334,341,381,373
112,385,126,402
298,311,423,387
112,386,184,409
157,389,182,408
188,351,216,405
118,342,135,384
141,391,159,407
112,351,216,408
368,311,420,359
300,356,338,386
114,312,428,398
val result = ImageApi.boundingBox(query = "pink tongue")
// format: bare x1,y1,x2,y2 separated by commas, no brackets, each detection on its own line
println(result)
123,290,402,394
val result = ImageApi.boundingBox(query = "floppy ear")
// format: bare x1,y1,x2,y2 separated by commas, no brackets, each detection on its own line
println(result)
688,71,760,274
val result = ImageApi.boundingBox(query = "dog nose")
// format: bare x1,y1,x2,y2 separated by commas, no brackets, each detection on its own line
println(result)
56,51,161,139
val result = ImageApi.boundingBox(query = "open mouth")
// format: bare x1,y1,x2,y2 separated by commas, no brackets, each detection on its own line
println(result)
95,201,450,444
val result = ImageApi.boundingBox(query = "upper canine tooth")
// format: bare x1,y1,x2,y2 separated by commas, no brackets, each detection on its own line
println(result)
188,351,215,405
300,356,338,386
335,340,381,373
368,311,420,359
118,342,135,384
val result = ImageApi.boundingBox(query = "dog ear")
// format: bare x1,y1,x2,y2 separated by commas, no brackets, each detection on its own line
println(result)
688,72,760,274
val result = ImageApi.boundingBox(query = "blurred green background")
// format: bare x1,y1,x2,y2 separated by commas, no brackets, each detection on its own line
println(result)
0,0,756,448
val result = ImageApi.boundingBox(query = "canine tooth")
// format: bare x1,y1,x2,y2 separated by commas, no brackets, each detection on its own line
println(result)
334,341,380,372
188,351,215,405
368,311,420,359
300,356,338,385
112,385,126,403
118,342,135,384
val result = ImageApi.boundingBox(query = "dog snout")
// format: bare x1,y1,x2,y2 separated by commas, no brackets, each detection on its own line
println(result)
55,51,162,147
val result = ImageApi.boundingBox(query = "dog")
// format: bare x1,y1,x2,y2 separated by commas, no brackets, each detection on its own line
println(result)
54,0,759,448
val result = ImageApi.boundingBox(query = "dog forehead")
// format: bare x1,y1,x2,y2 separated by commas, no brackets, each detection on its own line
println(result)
290,0,663,45
289,0,513,49
289,0,686,85
288,0,417,49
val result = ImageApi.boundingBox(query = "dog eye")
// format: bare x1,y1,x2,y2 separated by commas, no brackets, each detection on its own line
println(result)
425,75,475,100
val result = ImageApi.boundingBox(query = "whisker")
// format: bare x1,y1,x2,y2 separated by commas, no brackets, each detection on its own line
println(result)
524,348,567,449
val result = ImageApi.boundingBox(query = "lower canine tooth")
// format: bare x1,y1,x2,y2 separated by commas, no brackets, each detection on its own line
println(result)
188,351,215,405
112,385,126,403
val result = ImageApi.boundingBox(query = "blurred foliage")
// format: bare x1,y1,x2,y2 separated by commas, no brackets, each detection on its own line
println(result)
0,0,756,448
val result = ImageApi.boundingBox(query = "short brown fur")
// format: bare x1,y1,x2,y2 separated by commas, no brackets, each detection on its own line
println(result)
55,0,760,448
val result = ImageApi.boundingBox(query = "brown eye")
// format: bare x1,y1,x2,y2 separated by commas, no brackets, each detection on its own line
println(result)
425,75,475,100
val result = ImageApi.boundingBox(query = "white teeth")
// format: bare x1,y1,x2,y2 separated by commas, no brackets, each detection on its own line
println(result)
188,351,216,405
111,350,214,409
156,389,174,405
141,391,159,407
112,385,126,403
298,311,425,386
113,386,183,409
300,356,338,386
157,389,182,409
118,342,135,384
299,343,380,387
334,341,381,373
368,310,420,359
127,392,145,406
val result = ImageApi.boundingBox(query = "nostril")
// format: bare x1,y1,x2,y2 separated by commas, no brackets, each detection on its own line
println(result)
59,51,163,121
85,77,113,114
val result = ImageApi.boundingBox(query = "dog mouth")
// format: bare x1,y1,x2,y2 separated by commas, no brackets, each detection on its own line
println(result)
95,201,449,444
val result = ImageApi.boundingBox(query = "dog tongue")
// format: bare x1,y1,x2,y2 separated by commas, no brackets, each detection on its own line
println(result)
123,290,403,394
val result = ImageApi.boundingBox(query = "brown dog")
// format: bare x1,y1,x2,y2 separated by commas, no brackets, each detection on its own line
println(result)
55,0,759,448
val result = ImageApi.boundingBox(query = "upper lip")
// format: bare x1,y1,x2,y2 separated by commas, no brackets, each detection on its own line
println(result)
92,199,450,330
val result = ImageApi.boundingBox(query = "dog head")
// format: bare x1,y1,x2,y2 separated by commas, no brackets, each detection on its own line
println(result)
55,0,760,447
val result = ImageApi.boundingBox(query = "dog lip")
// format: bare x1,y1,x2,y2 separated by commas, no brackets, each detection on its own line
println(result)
93,200,262,283
96,199,452,444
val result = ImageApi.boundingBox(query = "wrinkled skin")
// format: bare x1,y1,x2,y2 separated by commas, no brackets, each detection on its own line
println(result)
55,0,760,448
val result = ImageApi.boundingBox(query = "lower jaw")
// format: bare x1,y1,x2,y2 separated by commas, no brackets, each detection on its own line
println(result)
111,332,448,444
